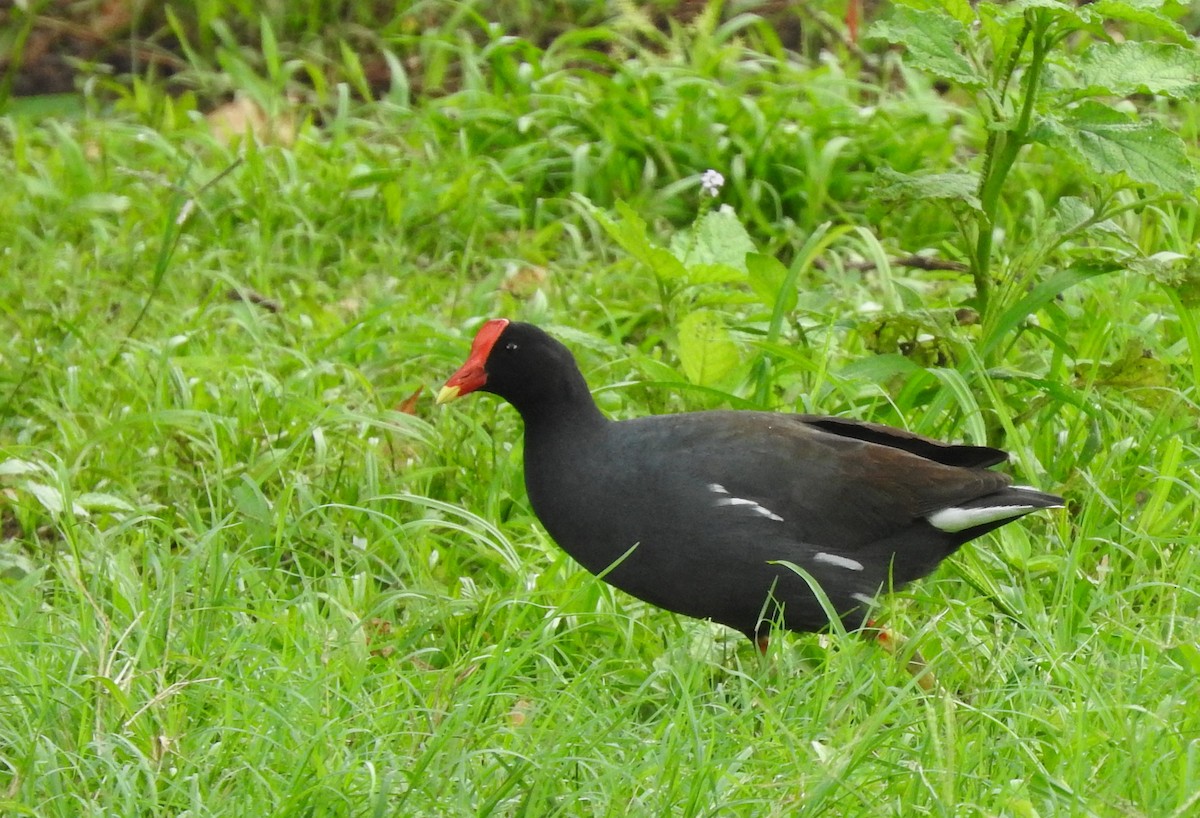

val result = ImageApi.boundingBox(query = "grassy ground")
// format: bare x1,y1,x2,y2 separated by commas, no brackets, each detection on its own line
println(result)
2,2,1199,816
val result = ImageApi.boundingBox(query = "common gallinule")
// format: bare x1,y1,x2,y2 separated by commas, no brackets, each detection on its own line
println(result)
438,319,1062,649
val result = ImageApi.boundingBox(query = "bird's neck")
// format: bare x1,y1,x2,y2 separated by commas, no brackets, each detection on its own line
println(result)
513,369,609,436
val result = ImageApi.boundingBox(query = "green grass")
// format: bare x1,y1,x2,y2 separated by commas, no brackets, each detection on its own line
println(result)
2,2,1199,816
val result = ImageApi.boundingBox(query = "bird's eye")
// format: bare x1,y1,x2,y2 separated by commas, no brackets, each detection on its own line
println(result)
505,342,519,351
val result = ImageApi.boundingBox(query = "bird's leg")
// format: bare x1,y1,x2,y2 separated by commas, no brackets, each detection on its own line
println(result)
865,619,938,692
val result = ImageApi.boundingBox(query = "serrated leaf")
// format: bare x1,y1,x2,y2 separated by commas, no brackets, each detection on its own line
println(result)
746,253,797,314
1050,196,1136,248
874,167,982,210
1032,103,1199,194
1052,196,1094,234
1086,1,1189,44
1129,250,1200,302
1078,43,1200,100
866,8,984,88
1087,218,1138,249
670,208,756,271
677,311,739,386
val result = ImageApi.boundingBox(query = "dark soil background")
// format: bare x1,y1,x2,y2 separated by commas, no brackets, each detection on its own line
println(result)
2,0,833,104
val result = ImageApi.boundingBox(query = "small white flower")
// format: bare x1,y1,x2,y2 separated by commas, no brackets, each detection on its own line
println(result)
700,168,725,197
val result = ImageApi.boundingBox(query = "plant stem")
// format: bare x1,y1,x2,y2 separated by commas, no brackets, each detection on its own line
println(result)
972,11,1049,324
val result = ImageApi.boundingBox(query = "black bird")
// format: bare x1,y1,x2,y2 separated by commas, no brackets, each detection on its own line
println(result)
438,319,1062,650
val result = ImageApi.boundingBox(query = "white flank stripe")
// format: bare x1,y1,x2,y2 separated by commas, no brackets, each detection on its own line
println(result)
708,483,729,494
749,505,785,522
927,505,1035,533
715,496,784,522
813,552,865,572
851,593,877,607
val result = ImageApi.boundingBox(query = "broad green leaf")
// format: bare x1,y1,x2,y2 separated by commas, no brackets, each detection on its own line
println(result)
677,310,739,386
1094,0,1168,7
686,263,745,285
746,253,797,314
1032,103,1199,194
1049,197,1138,249
873,167,982,211
861,312,955,367
1177,270,1200,309
1130,251,1200,307
1094,342,1171,407
866,8,984,88
1086,218,1138,249
981,0,1115,56
1085,1,1189,44
991,0,1081,23
592,200,687,281
669,208,756,271
979,0,1094,44
890,0,976,26
643,246,690,282
1078,43,1200,100
1051,196,1094,235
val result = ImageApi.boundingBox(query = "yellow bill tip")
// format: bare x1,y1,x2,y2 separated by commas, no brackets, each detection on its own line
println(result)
435,384,461,405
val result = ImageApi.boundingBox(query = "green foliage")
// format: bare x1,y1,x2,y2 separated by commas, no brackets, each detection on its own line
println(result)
870,7,986,88
874,167,982,212
677,309,740,386
868,0,1200,324
1,1,1199,816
